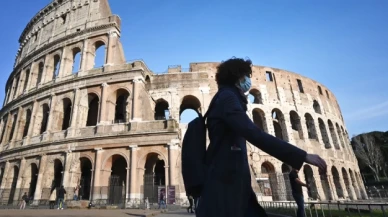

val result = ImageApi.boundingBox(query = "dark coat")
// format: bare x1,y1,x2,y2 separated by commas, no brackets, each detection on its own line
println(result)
196,85,307,217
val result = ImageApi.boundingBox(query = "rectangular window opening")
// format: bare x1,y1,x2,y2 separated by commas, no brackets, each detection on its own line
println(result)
325,90,330,98
318,86,323,95
297,79,304,93
266,71,273,82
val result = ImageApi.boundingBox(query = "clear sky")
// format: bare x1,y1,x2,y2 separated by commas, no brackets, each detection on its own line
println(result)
0,0,387,136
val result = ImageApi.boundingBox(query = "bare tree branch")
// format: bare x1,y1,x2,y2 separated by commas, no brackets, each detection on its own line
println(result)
353,133,384,181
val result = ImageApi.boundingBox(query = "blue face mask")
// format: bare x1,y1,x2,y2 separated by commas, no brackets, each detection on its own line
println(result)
238,76,251,93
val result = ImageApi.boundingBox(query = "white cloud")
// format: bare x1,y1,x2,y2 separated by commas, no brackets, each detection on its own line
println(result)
346,100,388,121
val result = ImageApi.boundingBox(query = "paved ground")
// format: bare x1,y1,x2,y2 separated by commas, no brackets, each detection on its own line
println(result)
0,209,162,217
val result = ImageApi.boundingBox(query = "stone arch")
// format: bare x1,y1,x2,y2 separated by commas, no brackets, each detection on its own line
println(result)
261,161,279,201
248,88,263,104
281,164,293,201
137,149,168,169
72,47,82,74
93,40,106,68
33,103,50,136
349,169,361,199
22,163,39,199
22,108,32,138
8,113,18,142
331,166,344,199
303,165,318,200
60,97,72,130
320,173,333,201
271,109,288,141
289,111,304,140
86,93,100,126
335,123,345,148
79,157,93,200
106,88,131,124
35,62,44,86
52,54,61,79
101,152,129,171
318,118,331,149
252,108,267,132
313,100,322,114
142,152,167,203
328,120,340,150
341,168,354,200
179,95,202,115
23,68,30,92
101,153,128,188
154,98,169,120
7,165,20,204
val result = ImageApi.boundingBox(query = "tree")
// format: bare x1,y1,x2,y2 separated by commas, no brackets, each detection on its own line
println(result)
352,133,385,181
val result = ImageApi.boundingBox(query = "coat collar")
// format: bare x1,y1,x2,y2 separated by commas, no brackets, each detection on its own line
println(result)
218,85,248,110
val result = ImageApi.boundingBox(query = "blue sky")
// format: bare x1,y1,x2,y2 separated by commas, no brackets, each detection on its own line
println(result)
0,0,387,136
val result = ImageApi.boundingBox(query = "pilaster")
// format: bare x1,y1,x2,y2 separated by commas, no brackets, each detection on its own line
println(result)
98,83,109,124
33,154,47,204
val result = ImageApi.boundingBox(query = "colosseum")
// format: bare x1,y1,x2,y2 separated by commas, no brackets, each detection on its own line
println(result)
0,0,368,207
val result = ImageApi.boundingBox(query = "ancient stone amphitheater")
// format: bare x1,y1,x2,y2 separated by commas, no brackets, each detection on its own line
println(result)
0,0,367,207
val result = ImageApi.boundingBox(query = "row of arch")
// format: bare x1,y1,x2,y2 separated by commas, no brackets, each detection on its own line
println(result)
260,161,365,201
5,39,107,106
0,151,168,204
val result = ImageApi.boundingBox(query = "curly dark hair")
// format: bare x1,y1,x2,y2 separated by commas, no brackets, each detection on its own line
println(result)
215,57,252,86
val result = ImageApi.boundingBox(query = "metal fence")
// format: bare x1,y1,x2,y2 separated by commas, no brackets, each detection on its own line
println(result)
261,201,388,217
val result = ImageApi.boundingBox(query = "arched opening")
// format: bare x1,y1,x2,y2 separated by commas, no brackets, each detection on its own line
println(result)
114,89,130,123
0,117,8,143
261,162,279,200
144,153,166,203
271,109,288,141
23,109,32,138
252,108,267,132
12,76,20,99
349,169,361,199
8,114,18,142
154,99,169,120
79,157,92,200
62,98,72,130
72,48,81,74
313,100,322,114
336,123,345,149
318,118,331,149
328,120,340,150
303,165,318,200
40,104,50,134
36,62,44,86
145,76,151,89
0,167,4,187
305,113,317,140
332,166,344,199
52,159,64,189
290,111,304,140
248,88,263,104
28,164,38,200
281,164,293,201
86,93,99,126
8,166,19,205
93,41,106,68
23,69,30,92
53,55,61,79
180,95,201,123
341,126,348,145
106,154,127,205
342,168,354,200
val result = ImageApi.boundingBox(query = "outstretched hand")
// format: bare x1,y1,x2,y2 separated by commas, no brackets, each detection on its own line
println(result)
305,154,327,175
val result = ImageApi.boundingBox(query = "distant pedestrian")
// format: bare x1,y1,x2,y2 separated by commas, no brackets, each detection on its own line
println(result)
20,192,28,209
57,186,66,210
289,168,309,217
158,190,166,209
187,195,194,213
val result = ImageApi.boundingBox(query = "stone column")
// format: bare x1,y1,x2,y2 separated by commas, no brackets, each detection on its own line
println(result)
98,83,109,124
25,64,34,91
337,171,349,200
92,148,103,201
125,167,130,203
57,48,67,79
9,107,22,148
264,110,275,136
313,118,324,147
80,39,89,72
131,77,144,122
0,161,10,189
25,101,38,145
8,79,17,102
129,145,139,202
16,72,25,97
106,30,118,66
33,154,47,204
0,119,4,151
13,158,26,202
45,94,57,133
62,151,72,187
2,113,12,144
68,88,80,136
168,139,180,186
283,115,294,144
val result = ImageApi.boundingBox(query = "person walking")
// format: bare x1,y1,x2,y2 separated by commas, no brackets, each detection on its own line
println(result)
187,195,195,213
20,192,28,209
158,190,167,209
57,186,66,210
194,57,327,217
289,168,309,217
